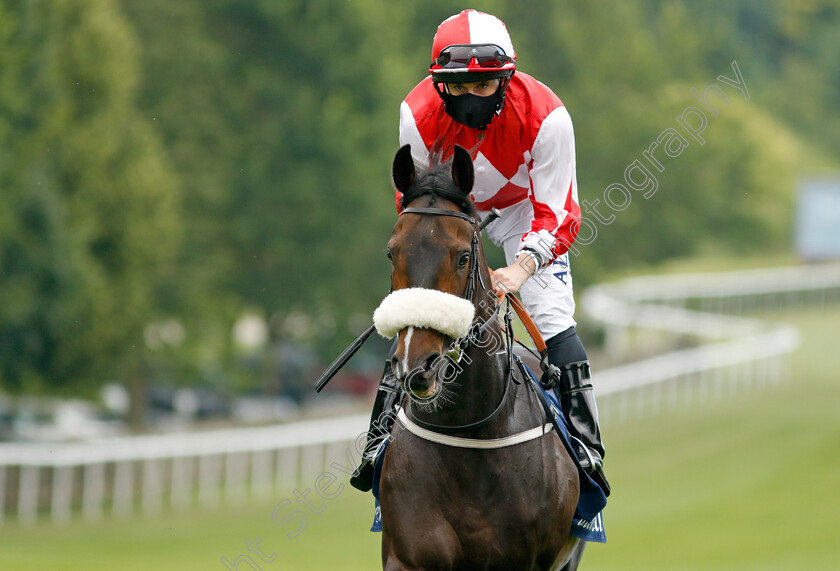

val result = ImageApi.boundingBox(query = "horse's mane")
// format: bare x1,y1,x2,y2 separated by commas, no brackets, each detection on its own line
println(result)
399,151,479,220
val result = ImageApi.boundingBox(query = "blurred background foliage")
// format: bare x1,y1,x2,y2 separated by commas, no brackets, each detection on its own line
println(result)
1,0,839,422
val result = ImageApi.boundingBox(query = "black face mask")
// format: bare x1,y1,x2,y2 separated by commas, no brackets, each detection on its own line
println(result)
446,92,499,130
435,81,508,130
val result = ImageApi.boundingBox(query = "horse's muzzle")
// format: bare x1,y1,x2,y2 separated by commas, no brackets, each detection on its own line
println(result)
392,352,442,398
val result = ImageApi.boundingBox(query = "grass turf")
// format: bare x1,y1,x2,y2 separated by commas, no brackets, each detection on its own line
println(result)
585,306,840,570
1,306,837,570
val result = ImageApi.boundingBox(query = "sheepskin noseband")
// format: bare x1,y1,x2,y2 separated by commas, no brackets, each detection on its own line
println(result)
373,288,476,339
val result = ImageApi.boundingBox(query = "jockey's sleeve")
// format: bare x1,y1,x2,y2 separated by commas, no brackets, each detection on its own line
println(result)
395,101,431,213
517,106,581,265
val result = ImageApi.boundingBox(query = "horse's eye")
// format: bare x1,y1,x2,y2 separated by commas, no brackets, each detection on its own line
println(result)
386,249,393,262
458,252,470,268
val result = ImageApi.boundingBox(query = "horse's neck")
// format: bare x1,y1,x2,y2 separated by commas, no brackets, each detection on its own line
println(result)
453,291,510,417
461,333,509,409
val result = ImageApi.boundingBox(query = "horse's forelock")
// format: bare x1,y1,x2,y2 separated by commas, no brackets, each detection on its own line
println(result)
400,163,478,218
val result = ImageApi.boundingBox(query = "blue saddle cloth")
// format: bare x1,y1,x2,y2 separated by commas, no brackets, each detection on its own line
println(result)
369,365,607,543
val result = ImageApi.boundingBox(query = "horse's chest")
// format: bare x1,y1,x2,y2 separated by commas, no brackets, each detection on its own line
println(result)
380,439,567,536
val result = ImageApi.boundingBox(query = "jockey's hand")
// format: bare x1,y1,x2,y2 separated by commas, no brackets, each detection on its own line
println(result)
491,253,538,297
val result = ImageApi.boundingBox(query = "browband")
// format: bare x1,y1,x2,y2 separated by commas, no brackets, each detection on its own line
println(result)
401,207,476,225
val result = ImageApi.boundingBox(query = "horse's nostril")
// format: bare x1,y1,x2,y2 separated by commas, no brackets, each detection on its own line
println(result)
401,352,442,395
423,353,442,372
390,356,402,380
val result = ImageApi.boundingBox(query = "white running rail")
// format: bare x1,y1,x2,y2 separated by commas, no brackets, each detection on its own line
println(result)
583,263,840,424
1,263,838,525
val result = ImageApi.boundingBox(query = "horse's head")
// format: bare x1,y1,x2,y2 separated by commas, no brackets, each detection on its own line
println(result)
373,145,490,401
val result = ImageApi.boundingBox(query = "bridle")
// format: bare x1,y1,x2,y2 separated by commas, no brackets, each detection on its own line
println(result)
397,206,519,435
312,205,503,396
314,202,552,445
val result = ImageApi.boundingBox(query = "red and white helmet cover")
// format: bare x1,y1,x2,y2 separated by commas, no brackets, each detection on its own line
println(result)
429,10,516,78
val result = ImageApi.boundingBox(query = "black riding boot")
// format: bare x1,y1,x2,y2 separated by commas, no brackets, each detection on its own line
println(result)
554,360,610,496
349,360,403,492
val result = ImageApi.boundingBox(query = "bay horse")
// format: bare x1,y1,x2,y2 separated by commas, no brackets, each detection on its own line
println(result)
374,145,585,570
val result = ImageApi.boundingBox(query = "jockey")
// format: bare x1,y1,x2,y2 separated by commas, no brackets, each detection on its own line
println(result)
351,9,609,495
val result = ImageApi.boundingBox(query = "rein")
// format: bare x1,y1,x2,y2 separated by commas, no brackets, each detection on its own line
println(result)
395,206,563,446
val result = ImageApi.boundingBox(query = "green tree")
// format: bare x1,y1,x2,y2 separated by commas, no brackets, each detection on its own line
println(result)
0,0,180,419
121,0,414,367
105,0,840,397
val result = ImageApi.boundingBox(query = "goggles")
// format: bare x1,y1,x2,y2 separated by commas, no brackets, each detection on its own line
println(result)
433,44,512,69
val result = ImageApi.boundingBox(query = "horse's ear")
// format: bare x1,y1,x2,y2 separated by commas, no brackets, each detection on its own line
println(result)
451,145,474,195
392,144,416,194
